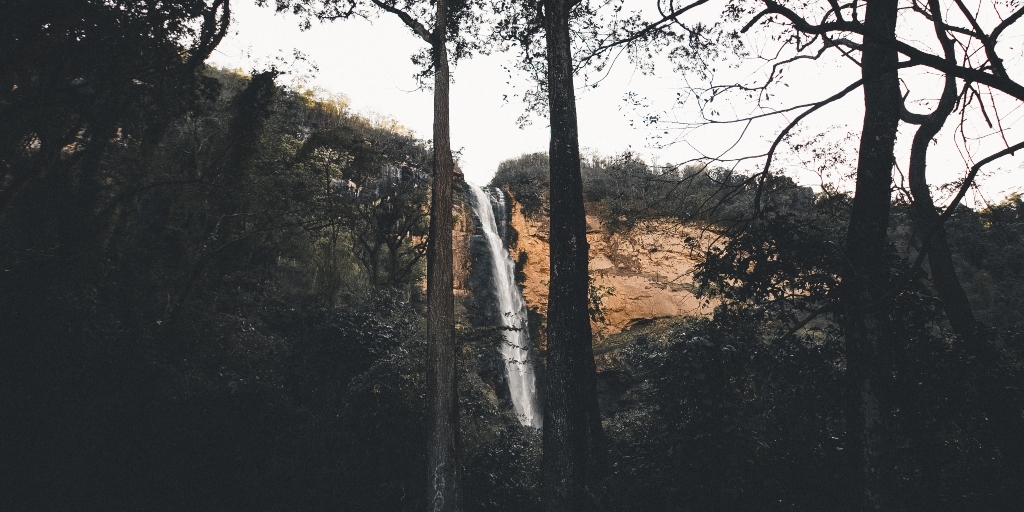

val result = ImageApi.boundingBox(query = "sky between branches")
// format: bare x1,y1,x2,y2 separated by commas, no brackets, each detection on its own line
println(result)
209,1,1023,204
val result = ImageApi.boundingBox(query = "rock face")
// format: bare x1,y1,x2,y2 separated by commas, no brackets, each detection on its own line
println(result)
504,196,713,343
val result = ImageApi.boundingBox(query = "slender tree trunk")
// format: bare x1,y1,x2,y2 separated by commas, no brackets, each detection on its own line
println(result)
841,1,900,510
908,78,979,344
542,1,605,510
908,3,1024,484
425,0,460,508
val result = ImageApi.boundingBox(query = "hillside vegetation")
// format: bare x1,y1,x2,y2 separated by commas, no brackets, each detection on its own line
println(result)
1,67,539,511
491,151,1024,510
5,1,1024,510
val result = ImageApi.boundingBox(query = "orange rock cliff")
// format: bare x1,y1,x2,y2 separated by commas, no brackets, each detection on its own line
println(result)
456,187,713,343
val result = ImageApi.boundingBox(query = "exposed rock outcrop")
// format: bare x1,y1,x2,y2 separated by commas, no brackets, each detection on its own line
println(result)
504,197,713,343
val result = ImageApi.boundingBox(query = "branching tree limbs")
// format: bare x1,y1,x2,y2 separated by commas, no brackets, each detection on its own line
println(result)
619,2,1023,348
700,2,1024,509
901,0,979,342
716,0,1024,336
546,1,1021,509
731,0,1024,321
741,0,1024,100
574,0,723,74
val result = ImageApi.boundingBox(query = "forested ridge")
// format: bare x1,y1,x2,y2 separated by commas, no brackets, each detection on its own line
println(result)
3,1,1024,511
492,151,1024,510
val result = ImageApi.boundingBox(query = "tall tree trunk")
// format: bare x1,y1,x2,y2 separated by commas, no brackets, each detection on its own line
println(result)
541,1,605,510
841,1,900,510
908,3,1024,486
907,71,979,344
425,0,460,508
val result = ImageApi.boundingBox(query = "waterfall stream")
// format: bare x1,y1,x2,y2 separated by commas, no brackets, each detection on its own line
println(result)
469,185,542,429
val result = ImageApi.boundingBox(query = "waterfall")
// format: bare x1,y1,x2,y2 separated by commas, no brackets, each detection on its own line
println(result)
469,184,542,429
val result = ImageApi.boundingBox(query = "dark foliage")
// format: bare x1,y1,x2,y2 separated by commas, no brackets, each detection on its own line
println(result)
598,257,1024,511
490,152,550,216
946,195,1024,339
590,183,1023,511
491,151,815,231
490,149,1024,509
0,56,536,510
601,314,847,512
4,5,1023,509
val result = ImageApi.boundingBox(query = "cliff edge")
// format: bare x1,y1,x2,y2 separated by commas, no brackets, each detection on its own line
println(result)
504,196,713,342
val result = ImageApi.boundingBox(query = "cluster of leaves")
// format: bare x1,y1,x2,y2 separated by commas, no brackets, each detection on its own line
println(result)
582,154,817,233
459,324,543,511
0,59,420,506
600,313,848,511
694,189,849,330
945,195,1024,339
0,0,230,186
490,151,550,216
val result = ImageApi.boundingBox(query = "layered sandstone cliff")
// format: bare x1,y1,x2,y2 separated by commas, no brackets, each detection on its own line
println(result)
504,197,713,342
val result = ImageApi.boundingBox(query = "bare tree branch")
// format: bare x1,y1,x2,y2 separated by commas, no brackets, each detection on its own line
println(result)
753,78,864,211
748,0,1024,100
369,0,433,42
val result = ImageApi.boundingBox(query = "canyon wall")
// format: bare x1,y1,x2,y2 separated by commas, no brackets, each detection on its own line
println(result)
503,195,713,343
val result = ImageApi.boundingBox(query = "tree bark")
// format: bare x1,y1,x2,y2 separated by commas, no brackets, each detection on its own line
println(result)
425,0,460,508
841,1,900,510
908,83,979,344
541,1,605,510
905,0,979,345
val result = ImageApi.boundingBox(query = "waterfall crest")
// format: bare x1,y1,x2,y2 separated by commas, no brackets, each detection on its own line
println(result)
469,185,542,428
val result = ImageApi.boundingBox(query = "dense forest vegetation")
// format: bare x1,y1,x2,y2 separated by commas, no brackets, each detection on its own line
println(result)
492,152,1024,510
3,1,1024,511
0,47,547,512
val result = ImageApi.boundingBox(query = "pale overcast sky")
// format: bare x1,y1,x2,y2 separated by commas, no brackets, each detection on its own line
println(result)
209,2,693,185
209,2,1022,202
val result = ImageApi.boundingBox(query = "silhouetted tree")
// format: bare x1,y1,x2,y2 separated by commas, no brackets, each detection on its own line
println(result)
539,0,607,509
263,0,485,506
901,0,978,343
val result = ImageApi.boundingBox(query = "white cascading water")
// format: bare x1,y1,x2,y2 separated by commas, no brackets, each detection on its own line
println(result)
469,184,542,428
